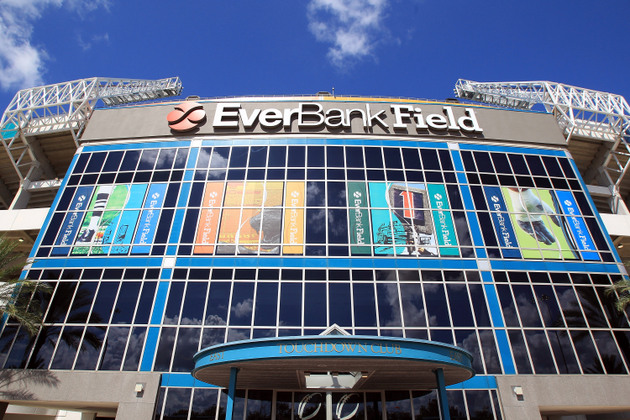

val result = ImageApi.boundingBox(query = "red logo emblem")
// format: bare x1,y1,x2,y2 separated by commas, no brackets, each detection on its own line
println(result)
167,101,207,132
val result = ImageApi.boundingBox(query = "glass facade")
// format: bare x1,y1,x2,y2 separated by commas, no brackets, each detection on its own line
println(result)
3,136,629,420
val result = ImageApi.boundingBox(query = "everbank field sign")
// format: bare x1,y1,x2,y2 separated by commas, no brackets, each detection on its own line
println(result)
167,101,484,134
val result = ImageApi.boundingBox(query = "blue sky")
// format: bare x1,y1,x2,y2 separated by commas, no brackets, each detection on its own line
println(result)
1,0,630,110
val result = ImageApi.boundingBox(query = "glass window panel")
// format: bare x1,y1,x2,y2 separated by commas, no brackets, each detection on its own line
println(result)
306,209,326,243
153,327,176,371
99,326,129,370
438,149,454,171
45,282,78,323
534,285,565,327
229,147,249,167
288,146,305,167
490,152,512,174
134,282,157,324
74,326,106,370
202,328,226,348
123,326,146,371
112,282,141,324
163,388,192,420
230,282,254,326
446,284,474,327
191,388,220,420
0,326,18,367
155,148,176,170
596,287,630,329
365,148,384,168
248,146,268,167
508,154,529,175
446,390,467,420
525,155,546,176
614,331,630,370
555,286,586,327
279,283,302,327
4,327,33,369
254,283,278,326
180,283,208,325
399,283,426,327
164,282,185,325
66,282,97,323
420,149,440,170
27,326,61,369
346,146,365,168
327,209,348,244
246,390,273,420
327,182,347,207
304,283,327,327
412,390,439,420
384,391,412,420
210,147,230,168
307,181,325,206
524,330,556,374
353,283,377,327
496,285,520,327
479,330,502,374
294,392,325,420
329,283,352,327
455,329,485,374
575,286,608,328
571,331,604,374
548,329,580,374
102,151,123,172
137,149,158,171
72,153,91,174
89,282,119,324
327,146,344,167
592,330,627,374
85,152,106,173
512,285,542,327
50,326,84,369
377,283,401,328
172,327,201,372
423,284,450,327
465,390,494,420
383,148,403,169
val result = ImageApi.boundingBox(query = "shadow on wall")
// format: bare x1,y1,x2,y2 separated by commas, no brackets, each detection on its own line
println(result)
0,369,60,400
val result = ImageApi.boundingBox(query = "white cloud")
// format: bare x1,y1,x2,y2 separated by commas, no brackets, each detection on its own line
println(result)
307,0,388,68
0,0,109,91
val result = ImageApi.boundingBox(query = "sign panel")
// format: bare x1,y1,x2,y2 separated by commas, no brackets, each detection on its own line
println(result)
555,190,599,261
52,185,94,255
132,183,168,254
194,182,225,254
283,181,305,254
427,184,459,256
347,182,371,255
484,186,521,258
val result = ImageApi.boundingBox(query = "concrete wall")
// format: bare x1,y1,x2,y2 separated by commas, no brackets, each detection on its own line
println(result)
496,375,630,419
0,370,161,420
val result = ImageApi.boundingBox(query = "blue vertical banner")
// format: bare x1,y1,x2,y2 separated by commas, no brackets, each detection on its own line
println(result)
52,186,94,255
132,183,168,254
554,190,599,261
484,186,521,258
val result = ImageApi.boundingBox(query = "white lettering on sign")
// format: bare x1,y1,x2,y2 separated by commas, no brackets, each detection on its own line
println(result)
210,103,483,133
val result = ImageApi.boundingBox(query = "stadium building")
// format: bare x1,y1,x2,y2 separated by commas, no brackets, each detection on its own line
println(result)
0,77,629,420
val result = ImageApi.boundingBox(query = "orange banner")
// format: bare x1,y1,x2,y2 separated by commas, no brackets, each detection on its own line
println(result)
194,182,224,254
283,181,305,254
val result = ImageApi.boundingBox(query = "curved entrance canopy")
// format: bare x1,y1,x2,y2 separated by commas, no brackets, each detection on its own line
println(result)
193,335,474,390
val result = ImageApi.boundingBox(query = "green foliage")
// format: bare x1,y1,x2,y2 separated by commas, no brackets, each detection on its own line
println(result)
0,237,50,335
607,279,630,312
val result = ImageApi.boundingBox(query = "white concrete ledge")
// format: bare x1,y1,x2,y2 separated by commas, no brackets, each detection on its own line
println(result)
600,213,630,237
0,209,49,232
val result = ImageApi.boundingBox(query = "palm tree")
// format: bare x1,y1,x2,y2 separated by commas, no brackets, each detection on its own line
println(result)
0,236,50,335
608,279,630,312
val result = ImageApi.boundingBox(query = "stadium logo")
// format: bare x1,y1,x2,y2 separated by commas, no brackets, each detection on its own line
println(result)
167,101,207,132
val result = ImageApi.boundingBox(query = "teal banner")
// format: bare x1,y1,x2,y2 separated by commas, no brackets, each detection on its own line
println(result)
427,184,459,256
347,182,371,255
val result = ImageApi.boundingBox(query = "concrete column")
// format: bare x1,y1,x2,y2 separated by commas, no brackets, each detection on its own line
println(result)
225,367,239,420
434,368,450,420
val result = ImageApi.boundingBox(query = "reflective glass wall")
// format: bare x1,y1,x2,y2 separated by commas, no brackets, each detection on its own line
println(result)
2,137,628,420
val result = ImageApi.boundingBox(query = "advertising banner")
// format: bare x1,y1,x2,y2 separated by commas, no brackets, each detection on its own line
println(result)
71,185,139,255
217,182,283,254
369,182,437,256
52,186,94,255
347,182,371,255
283,181,305,254
105,184,147,255
484,186,521,258
427,184,459,256
194,182,225,254
503,188,578,260
554,190,599,261
132,183,168,254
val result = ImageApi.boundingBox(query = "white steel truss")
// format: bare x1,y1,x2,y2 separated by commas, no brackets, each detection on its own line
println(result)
455,79,630,212
0,77,182,183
